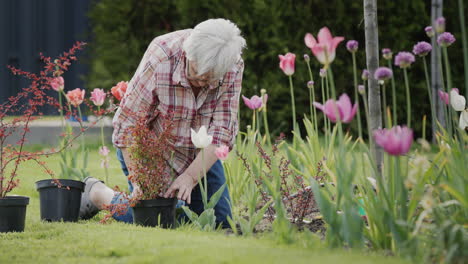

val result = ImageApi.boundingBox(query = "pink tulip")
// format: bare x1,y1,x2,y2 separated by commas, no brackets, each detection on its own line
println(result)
99,146,110,156
50,77,64,92
313,94,358,123
374,126,413,156
215,145,229,161
111,81,128,101
438,88,459,105
278,53,296,76
66,88,85,107
242,95,263,110
90,88,106,107
304,27,344,66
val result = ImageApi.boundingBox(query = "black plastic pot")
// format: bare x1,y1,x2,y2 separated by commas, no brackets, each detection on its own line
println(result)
133,197,178,228
0,196,29,233
35,179,85,222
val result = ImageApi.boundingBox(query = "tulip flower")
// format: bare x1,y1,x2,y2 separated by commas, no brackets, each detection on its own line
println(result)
450,90,466,111
459,110,468,130
99,146,110,156
242,95,263,110
438,88,459,105
278,53,296,76
90,88,106,107
214,145,229,161
66,88,85,107
374,126,413,156
313,93,358,123
111,81,128,101
50,77,64,92
304,27,344,67
191,125,213,149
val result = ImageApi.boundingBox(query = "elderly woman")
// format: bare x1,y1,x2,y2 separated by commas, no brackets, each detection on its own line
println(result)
80,18,246,228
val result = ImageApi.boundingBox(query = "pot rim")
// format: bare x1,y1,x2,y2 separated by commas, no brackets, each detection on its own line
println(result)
0,195,30,206
35,179,85,191
133,197,178,208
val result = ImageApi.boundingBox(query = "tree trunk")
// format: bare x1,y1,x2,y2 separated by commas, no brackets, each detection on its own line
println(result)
363,0,383,175
431,0,444,140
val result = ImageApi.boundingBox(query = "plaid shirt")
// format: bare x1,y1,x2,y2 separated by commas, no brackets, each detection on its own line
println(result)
112,29,244,176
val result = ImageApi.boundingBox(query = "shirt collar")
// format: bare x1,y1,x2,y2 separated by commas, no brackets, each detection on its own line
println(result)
172,52,223,90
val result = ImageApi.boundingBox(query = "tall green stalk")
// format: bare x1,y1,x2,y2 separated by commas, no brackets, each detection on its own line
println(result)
360,84,373,149
387,61,397,125
403,69,411,127
321,77,328,145
352,53,363,138
381,83,388,128
422,56,436,136
305,60,318,133
442,47,454,137
458,0,468,96
288,75,299,147
98,105,109,183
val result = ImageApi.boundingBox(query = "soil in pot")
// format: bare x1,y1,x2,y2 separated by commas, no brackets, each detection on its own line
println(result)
133,197,178,228
35,179,84,222
0,196,29,233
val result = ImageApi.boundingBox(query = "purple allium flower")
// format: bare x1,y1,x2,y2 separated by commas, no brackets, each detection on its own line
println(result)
307,80,314,89
435,17,445,33
374,67,393,83
358,85,365,95
346,40,359,52
361,69,370,81
394,52,415,68
319,68,326,78
382,48,393,60
413,41,432,57
437,32,456,47
425,26,434,38
304,54,310,62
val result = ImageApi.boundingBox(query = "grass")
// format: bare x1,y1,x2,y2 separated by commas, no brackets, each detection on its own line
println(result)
1,146,409,264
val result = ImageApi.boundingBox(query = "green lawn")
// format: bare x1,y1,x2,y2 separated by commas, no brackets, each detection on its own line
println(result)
1,148,409,264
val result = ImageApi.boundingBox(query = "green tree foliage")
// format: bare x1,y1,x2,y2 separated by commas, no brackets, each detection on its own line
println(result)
87,0,466,139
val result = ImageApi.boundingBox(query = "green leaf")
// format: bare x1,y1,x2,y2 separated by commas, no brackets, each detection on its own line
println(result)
206,184,227,209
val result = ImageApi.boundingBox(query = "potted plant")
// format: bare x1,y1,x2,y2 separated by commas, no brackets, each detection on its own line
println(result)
126,113,178,228
0,49,68,232
33,42,113,222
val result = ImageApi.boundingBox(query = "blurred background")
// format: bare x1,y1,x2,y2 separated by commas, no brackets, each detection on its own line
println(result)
1,0,466,140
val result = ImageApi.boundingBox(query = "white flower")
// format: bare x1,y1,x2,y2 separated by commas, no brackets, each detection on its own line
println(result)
459,110,468,130
191,125,213,149
450,90,466,111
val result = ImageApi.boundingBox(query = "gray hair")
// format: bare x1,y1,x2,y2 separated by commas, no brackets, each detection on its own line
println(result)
183,18,246,79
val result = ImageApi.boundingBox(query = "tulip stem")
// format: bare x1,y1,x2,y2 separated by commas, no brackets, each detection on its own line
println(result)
306,61,318,133
289,75,298,147
58,92,64,128
262,106,271,147
321,77,328,145
403,68,411,128
98,105,109,184
352,53,363,139
422,56,436,138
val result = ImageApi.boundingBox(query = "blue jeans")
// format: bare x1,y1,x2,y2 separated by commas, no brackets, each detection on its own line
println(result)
111,148,232,228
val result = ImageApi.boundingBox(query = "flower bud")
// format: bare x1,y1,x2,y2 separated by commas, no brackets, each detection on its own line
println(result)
307,81,314,89
358,85,365,95
303,54,310,62
319,68,326,78
425,26,434,38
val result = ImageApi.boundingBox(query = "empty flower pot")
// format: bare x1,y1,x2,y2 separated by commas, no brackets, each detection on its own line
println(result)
35,179,84,222
133,197,178,228
0,196,29,233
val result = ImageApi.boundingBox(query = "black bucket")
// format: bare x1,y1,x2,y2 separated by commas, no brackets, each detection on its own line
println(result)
35,179,85,222
133,197,177,228
0,196,29,233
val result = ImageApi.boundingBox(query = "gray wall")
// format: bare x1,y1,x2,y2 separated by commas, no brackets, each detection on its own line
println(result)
0,0,91,115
